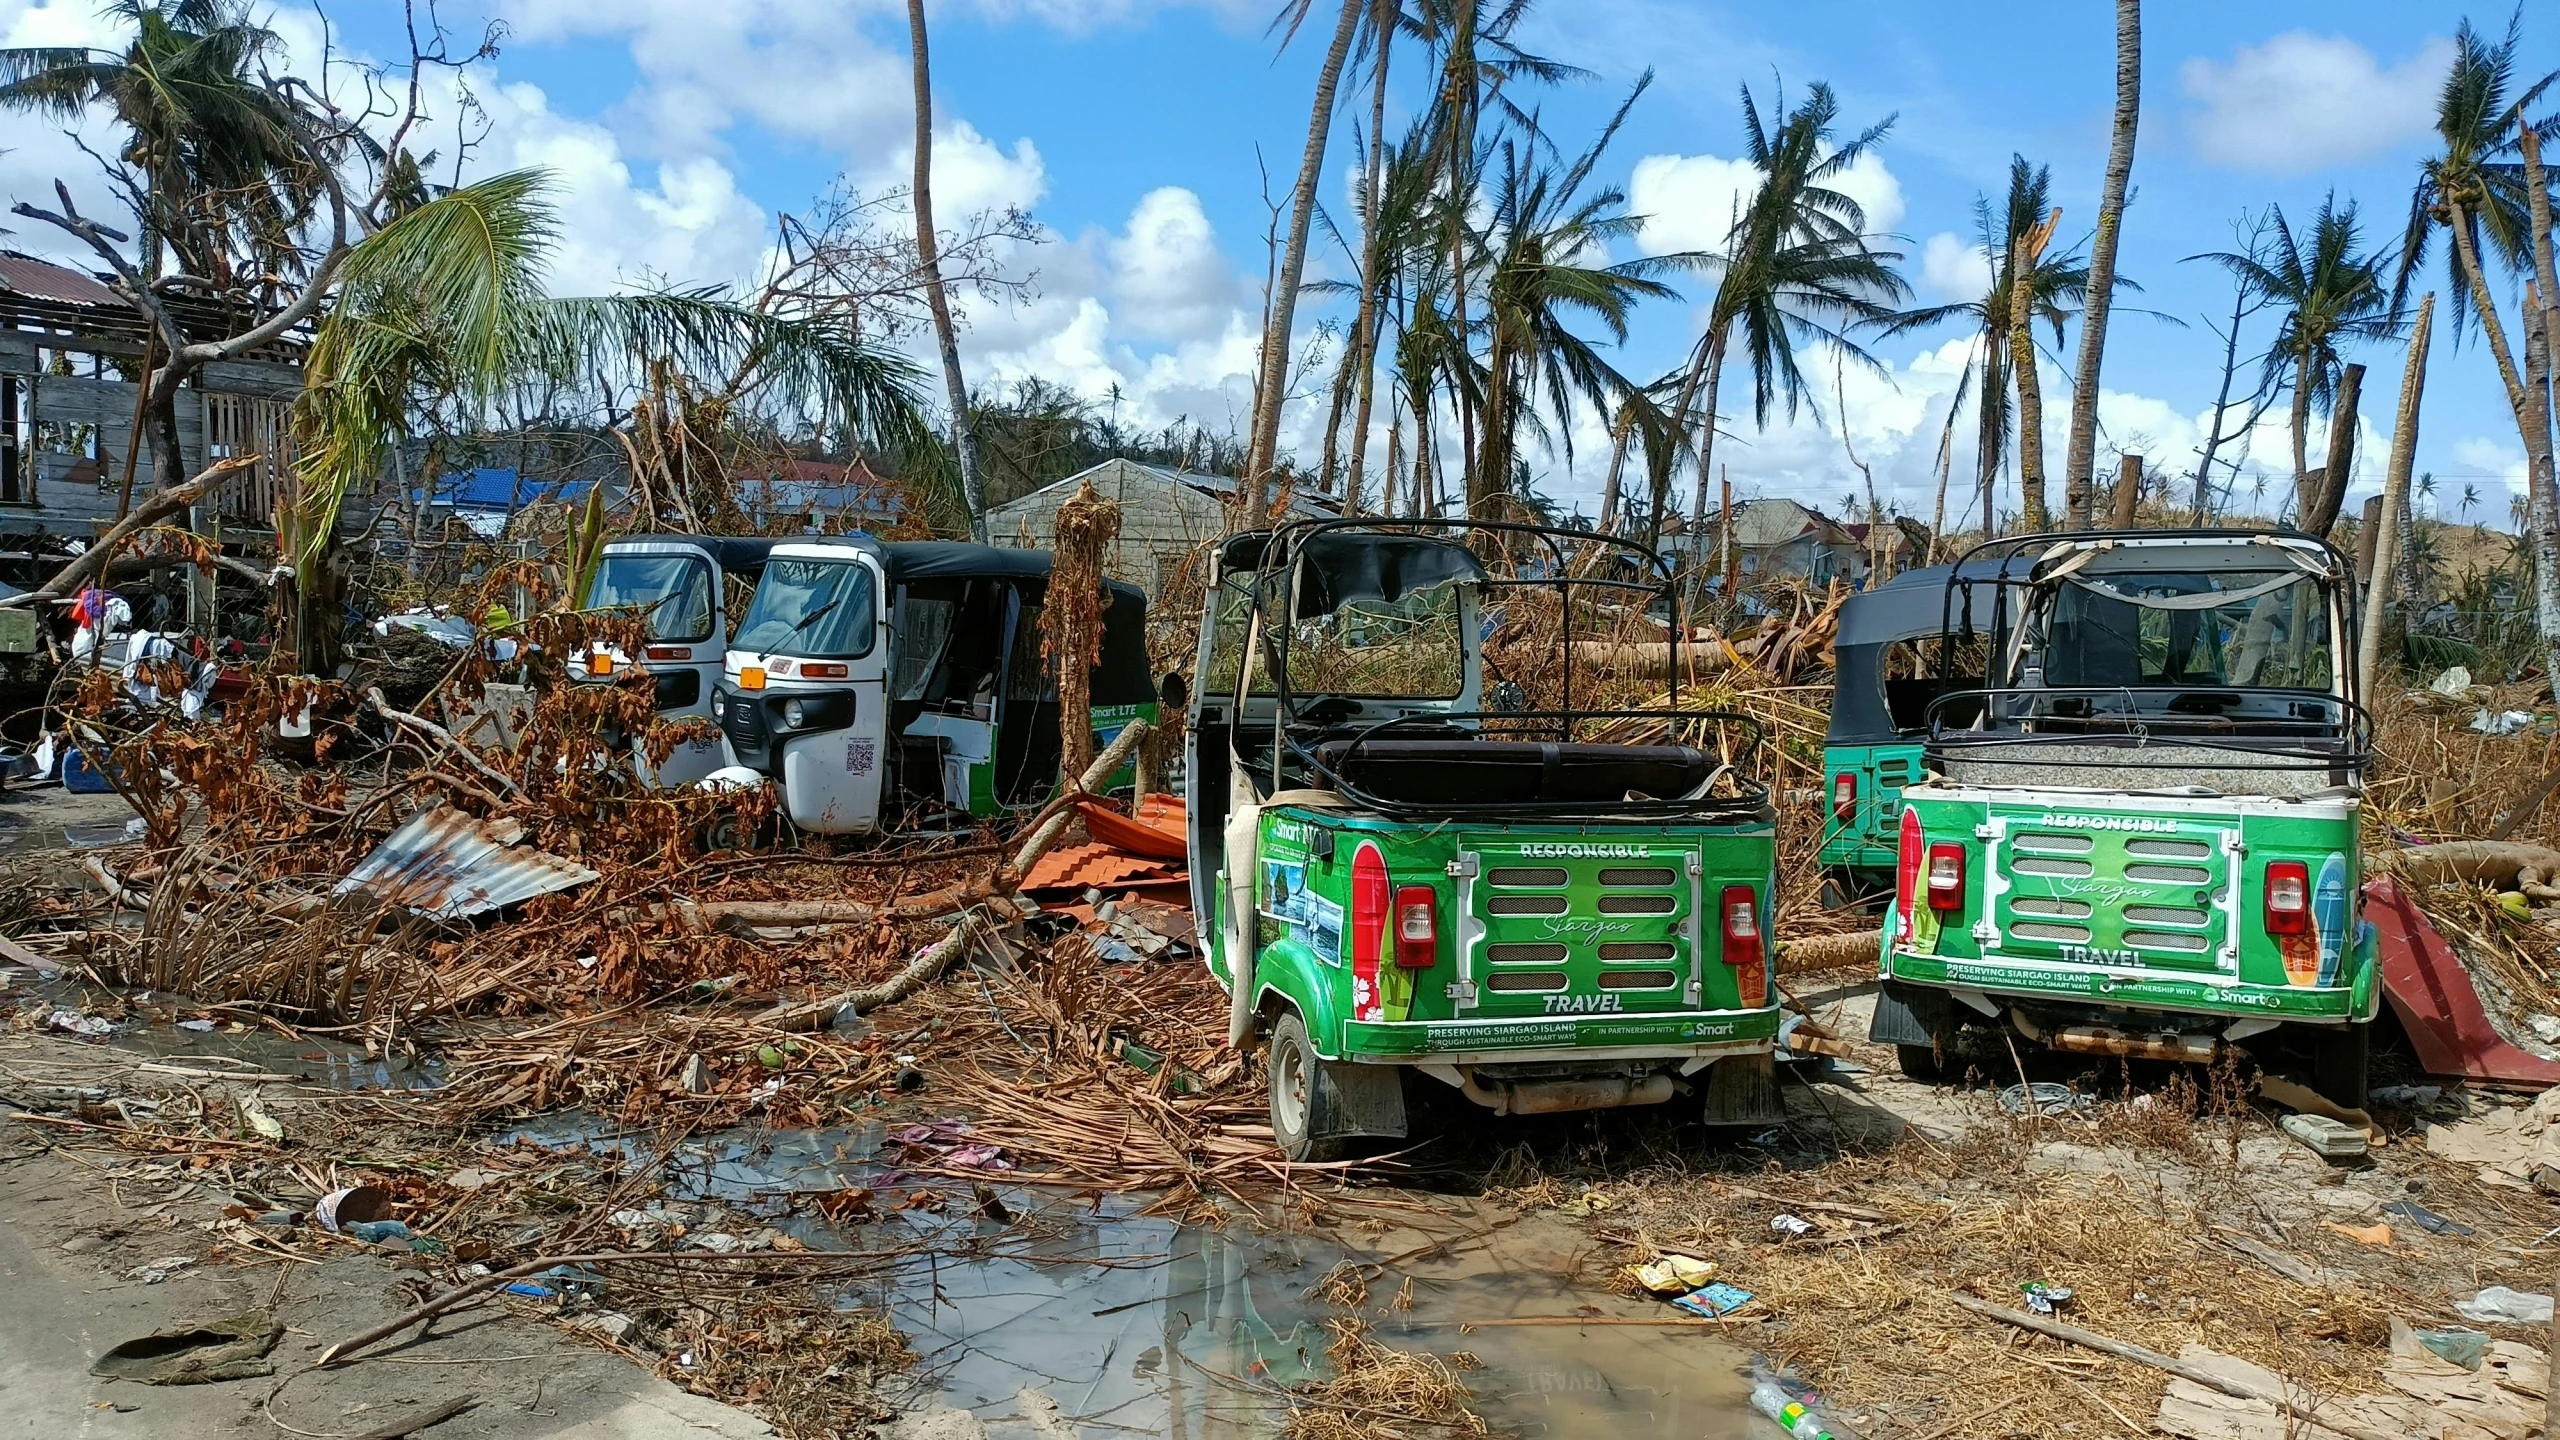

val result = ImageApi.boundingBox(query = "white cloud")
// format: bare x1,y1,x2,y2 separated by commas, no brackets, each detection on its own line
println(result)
2180,33,2454,174
1629,148,1904,260
1919,232,1992,304
465,78,777,296
1107,187,1238,343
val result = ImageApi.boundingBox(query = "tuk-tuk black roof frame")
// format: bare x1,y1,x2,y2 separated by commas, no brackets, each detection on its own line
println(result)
1917,526,2373,775
1230,516,1770,821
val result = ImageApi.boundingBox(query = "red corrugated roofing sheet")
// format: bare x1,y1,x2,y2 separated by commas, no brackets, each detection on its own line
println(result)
0,252,121,307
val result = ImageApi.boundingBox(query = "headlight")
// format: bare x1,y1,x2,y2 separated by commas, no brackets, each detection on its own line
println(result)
782,698,806,729
711,690,727,719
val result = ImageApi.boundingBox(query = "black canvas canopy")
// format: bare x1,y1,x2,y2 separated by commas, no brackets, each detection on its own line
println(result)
1828,563,2008,746
1289,531,1486,619
627,535,780,574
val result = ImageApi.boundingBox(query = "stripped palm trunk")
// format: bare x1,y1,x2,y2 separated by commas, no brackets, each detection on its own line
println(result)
2009,209,2061,531
2064,0,2142,529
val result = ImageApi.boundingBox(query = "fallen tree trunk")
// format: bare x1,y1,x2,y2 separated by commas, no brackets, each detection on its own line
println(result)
753,909,987,1032
2378,840,2560,898
0,457,250,610
1007,718,1152,880
1778,929,1882,973
670,881,998,933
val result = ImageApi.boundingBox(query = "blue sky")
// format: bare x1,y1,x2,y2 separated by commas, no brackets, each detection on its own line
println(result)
0,0,2539,529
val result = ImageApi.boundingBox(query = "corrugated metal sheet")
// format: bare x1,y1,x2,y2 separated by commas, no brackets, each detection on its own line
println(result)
0,252,123,308
334,807,600,918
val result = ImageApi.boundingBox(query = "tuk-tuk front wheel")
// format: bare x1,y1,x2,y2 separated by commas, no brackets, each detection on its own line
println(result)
1267,1011,1345,1165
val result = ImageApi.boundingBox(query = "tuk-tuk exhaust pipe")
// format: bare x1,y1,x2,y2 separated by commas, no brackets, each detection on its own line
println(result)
2012,1012,2221,1065
1457,1072,1676,1115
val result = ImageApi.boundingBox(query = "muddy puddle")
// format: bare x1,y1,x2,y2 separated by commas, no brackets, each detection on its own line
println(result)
8,972,444,1092
505,1115,1762,1439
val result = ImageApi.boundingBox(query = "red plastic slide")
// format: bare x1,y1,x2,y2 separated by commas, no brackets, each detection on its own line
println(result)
2367,875,2560,1089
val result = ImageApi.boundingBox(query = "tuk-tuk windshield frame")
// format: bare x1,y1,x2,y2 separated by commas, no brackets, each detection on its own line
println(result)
731,556,879,659
586,551,718,643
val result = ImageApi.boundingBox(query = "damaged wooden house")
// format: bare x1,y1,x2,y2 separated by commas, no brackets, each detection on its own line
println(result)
0,250,302,635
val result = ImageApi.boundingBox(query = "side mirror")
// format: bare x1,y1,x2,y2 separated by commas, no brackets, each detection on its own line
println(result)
1159,670,1190,711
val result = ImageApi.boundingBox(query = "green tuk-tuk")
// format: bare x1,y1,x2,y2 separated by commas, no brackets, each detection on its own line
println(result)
1184,520,1784,1162
1868,530,2378,1105
1818,563,1999,907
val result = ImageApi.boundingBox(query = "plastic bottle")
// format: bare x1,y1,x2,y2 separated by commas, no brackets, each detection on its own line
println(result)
1751,1378,1835,1440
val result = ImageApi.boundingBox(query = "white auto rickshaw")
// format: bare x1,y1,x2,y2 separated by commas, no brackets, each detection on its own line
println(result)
575,535,777,788
709,535,1156,835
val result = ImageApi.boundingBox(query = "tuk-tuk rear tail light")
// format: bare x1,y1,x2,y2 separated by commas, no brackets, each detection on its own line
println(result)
1926,843,1966,911
2264,861,2310,935
587,652,613,677
1831,772,1857,822
1894,809,1923,944
1720,885,1767,1006
1720,886,1764,968
1350,845,1390,1020
801,662,849,679
1393,886,1437,969
645,645,691,661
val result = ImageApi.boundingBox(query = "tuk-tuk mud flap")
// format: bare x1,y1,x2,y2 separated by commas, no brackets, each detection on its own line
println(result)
1312,1057,1407,1139
1699,1053,1782,1126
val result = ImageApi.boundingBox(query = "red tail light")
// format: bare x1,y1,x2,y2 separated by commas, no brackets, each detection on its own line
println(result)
2264,861,2310,935
1720,885,1767,1004
1832,772,1857,822
1926,843,1966,911
1393,886,1438,969
1350,844,1390,1020
1894,808,1923,944
644,645,691,661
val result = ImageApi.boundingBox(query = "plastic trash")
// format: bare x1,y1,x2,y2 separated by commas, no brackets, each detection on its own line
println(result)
2280,1112,2370,1161
2454,1286,2554,1324
1672,1282,1755,1318
1998,1082,2091,1116
2020,1281,2076,1315
2413,1327,2489,1370
2430,666,2474,698
312,1185,391,1234
2380,1200,2472,1237
1769,1214,1815,1238
1751,1377,1836,1440
343,1220,412,1243
1629,1254,1718,1295
2472,708,2535,735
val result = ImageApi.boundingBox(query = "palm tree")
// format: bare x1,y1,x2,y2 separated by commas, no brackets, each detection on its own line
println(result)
1245,0,1379,513
2062,0,2143,528
1878,157,2091,537
1662,80,1906,570
2396,13,2560,708
906,0,987,542
2195,195,2399,528
2460,480,2482,522
1473,78,1680,520
0,0,315,287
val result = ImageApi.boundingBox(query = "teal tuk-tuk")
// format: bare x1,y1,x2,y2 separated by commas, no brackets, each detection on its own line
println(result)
1818,563,1997,907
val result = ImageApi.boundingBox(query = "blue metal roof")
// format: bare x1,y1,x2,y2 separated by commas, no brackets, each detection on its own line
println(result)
420,468,610,511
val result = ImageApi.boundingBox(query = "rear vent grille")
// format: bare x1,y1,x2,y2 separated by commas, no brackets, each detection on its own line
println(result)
1487,867,1568,888
2013,896,2094,920
2012,921,2094,943
2014,831,2096,855
1596,969,1678,990
2126,930,2211,953
1598,866,1678,887
1486,971,1568,992
2126,864,2213,886
1487,894,1570,916
2015,856,2096,878
1598,942,1677,962
2126,838,2212,861
2123,904,2208,927
1486,943,1569,963
1596,894,1677,916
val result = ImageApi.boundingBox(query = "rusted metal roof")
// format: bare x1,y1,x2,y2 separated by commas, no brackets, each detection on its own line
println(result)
0,252,122,308
334,807,599,918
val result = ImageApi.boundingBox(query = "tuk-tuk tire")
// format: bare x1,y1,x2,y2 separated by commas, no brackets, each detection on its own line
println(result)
699,811,751,854
1895,1044,1947,1082
1267,1010,1345,1165
2309,1021,2370,1111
